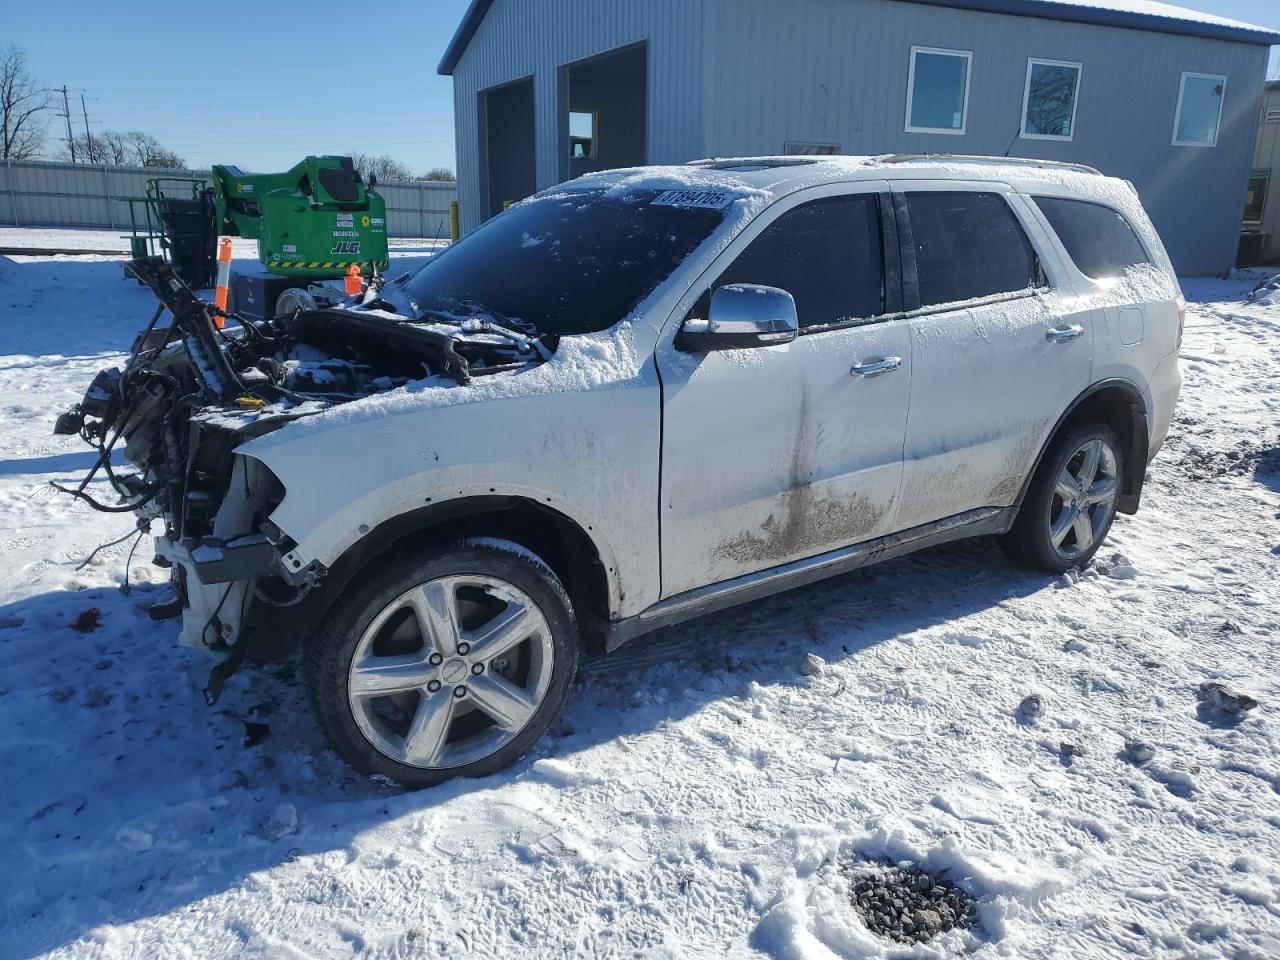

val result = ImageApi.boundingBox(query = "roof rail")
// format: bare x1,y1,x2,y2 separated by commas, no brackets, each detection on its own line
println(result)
882,154,1104,177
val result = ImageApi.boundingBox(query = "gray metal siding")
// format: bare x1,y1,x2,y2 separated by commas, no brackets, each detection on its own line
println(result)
703,0,1267,275
0,160,456,238
1251,86,1280,261
450,0,708,234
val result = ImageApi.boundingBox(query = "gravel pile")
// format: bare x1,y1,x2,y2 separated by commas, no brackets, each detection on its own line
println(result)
847,860,978,944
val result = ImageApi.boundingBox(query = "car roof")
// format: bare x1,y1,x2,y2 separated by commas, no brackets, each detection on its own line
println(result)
567,154,1130,206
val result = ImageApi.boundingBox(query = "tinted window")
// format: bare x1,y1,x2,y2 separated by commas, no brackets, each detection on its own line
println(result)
714,195,884,328
905,192,1040,307
403,188,727,336
1033,196,1152,280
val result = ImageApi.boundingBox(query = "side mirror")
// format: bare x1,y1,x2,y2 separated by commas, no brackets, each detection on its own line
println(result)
368,173,378,188
678,284,799,352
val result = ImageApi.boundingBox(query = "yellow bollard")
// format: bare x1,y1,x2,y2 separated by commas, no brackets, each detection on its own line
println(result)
449,201,460,241
213,236,232,329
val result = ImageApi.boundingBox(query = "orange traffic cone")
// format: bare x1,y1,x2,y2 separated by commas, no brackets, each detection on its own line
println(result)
213,237,232,329
344,263,363,297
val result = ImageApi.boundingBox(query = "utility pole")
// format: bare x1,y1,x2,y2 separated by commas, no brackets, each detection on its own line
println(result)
79,92,93,162
59,85,75,162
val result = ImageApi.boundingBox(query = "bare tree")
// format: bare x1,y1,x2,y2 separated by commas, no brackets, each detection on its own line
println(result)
347,150,413,182
66,128,127,165
0,46,51,160
418,167,455,182
122,130,184,168
62,127,183,168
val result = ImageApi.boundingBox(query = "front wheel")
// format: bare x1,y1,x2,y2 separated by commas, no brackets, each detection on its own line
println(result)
1001,423,1124,573
304,539,579,788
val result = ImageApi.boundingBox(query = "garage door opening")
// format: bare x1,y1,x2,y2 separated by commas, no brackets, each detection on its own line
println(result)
564,43,647,181
480,77,535,219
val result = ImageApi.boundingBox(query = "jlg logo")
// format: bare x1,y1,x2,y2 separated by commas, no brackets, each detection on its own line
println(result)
331,241,362,255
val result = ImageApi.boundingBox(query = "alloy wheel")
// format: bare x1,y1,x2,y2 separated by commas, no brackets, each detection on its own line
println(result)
347,574,554,769
1048,437,1119,562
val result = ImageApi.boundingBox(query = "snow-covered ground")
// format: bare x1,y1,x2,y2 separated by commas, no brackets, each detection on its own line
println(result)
0,231,1277,959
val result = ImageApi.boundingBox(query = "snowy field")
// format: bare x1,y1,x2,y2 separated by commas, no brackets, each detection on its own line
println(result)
1,229,1278,959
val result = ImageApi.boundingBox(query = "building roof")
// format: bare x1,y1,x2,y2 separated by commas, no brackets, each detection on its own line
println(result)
438,0,1280,74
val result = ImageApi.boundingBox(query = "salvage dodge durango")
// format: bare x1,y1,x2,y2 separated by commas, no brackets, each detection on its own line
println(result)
58,155,1182,787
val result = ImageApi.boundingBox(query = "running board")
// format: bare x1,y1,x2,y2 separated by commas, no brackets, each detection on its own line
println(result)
602,506,1013,652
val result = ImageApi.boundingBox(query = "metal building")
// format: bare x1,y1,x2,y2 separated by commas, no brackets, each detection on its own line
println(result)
1241,79,1280,265
438,0,1280,276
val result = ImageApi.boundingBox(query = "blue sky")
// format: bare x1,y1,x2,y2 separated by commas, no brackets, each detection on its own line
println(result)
1,0,1276,174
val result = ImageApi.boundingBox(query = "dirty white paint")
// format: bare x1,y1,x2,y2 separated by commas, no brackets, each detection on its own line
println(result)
241,157,1181,620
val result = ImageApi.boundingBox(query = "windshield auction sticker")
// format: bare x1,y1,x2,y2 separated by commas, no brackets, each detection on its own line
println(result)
650,189,736,210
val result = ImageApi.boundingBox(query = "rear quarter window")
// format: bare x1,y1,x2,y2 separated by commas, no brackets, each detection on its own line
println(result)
1032,196,1152,280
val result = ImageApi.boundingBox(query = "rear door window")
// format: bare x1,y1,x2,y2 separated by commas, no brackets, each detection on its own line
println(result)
904,191,1041,308
715,194,885,328
1032,196,1152,279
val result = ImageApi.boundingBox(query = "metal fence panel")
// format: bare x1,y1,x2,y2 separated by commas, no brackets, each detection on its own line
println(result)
0,159,456,238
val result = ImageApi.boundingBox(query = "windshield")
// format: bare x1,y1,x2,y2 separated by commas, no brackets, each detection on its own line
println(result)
402,188,731,336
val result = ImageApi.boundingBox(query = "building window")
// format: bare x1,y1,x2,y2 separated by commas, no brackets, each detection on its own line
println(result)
569,111,596,159
1244,171,1269,224
906,46,971,135
1173,72,1226,147
784,142,841,156
1021,59,1082,140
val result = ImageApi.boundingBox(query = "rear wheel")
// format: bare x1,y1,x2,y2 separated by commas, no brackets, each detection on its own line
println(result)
304,540,579,788
1001,423,1123,573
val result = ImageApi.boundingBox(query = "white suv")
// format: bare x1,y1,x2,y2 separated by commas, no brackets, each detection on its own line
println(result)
60,155,1182,787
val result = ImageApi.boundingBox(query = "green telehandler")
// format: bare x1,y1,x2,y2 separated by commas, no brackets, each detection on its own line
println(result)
125,155,389,319
211,155,388,277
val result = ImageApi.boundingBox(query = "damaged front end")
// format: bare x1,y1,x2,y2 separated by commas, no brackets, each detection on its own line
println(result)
55,256,546,699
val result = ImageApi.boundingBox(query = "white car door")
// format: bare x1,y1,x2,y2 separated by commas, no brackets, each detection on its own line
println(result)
890,182,1094,531
655,183,912,598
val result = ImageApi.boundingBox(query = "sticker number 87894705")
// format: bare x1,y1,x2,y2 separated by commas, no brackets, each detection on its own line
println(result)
650,189,736,210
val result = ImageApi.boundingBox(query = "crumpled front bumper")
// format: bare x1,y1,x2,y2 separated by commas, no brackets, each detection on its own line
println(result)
154,536,257,651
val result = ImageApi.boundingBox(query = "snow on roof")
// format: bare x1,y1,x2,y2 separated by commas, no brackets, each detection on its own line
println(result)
1011,0,1278,34
863,1,1279,44
564,153,1156,245
570,154,1124,202
439,0,1280,75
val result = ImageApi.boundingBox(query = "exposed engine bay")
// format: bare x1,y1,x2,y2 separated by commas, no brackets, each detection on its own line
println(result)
54,257,550,698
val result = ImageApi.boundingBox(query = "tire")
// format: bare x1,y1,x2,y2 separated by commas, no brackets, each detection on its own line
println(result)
1001,423,1124,573
273,287,317,319
304,538,579,788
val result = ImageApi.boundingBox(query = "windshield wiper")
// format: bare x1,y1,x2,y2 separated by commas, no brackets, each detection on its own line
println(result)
414,300,551,359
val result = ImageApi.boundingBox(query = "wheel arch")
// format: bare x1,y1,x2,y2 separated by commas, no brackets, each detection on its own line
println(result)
245,495,614,662
1016,379,1150,516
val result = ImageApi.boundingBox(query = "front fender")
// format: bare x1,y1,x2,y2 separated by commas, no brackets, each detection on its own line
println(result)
236,361,662,618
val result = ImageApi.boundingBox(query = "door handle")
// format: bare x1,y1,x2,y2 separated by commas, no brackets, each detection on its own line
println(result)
1045,324,1084,342
850,355,902,377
